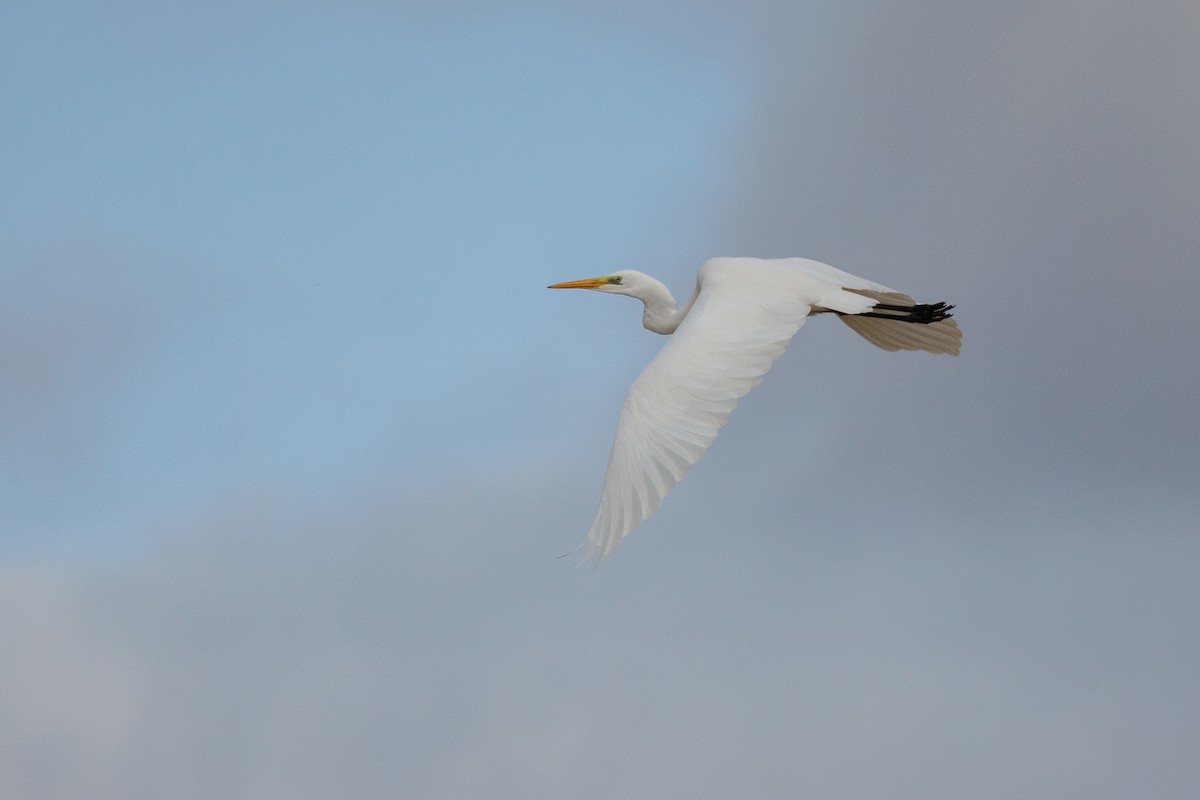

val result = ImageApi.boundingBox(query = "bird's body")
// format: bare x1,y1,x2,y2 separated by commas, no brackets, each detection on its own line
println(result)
550,257,960,564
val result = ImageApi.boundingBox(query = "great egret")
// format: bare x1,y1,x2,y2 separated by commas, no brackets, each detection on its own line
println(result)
550,256,960,564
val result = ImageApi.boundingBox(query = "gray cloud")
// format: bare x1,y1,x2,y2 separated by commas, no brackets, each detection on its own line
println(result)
701,0,1200,516
1,475,1197,798
0,236,203,547
1,238,184,447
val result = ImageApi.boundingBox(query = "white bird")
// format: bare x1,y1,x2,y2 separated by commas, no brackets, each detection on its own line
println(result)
549,256,960,565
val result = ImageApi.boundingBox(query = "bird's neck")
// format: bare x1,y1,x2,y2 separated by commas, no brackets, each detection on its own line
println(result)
639,278,699,335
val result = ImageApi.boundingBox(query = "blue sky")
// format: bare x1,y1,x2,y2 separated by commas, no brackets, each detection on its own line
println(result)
3,3,755,556
3,2,1199,798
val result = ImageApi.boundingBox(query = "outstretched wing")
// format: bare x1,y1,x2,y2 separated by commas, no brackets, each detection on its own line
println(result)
584,265,812,564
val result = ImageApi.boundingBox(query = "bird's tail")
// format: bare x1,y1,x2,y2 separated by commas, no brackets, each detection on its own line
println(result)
838,289,961,355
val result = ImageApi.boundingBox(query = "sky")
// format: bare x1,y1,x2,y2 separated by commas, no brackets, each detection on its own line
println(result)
2,1,1198,797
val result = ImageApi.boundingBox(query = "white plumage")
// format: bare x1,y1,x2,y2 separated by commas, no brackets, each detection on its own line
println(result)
550,257,960,564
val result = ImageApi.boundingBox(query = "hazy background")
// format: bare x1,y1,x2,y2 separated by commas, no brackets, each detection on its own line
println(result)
3,1,1198,797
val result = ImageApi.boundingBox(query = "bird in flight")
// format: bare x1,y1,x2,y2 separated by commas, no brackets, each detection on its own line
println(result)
549,256,960,565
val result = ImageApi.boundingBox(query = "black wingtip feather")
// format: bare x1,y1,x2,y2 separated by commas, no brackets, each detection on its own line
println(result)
861,300,955,324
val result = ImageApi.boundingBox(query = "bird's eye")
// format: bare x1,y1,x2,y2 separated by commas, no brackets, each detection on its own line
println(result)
609,275,623,284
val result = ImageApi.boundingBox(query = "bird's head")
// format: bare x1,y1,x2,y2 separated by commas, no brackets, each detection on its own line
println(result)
550,269,685,334
547,269,645,296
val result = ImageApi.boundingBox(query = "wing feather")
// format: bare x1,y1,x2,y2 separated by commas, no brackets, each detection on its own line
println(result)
839,314,961,354
584,269,811,563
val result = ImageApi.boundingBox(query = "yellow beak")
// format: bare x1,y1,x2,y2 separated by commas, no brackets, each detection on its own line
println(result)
547,276,611,289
